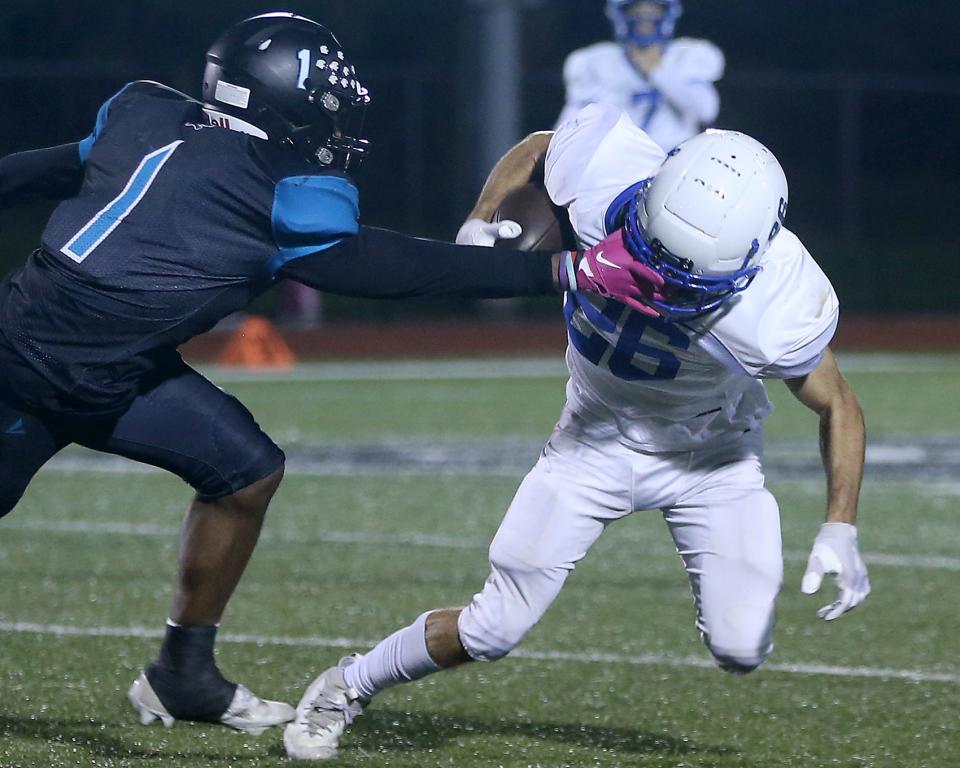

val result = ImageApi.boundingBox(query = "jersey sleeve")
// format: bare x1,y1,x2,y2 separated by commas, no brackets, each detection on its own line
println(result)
556,43,632,129
557,48,605,126
0,143,84,207
705,231,840,380
267,174,361,275
0,82,141,207
277,225,556,298
545,104,620,208
77,82,136,163
647,39,725,125
662,38,725,82
544,104,665,246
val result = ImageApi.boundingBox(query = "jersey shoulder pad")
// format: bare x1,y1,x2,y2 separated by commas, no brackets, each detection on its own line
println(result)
545,103,624,205
701,230,838,379
564,42,623,73
270,173,360,272
663,38,725,81
563,43,624,92
546,106,664,247
78,82,137,161
121,80,198,105
95,81,197,132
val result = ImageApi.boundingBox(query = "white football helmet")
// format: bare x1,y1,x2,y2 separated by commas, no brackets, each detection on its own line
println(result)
623,129,789,317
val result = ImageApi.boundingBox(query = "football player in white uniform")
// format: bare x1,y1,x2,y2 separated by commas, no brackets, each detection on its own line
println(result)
557,0,724,151
283,104,870,761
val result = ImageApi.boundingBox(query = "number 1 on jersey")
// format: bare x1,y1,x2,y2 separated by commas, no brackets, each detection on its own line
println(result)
62,140,183,264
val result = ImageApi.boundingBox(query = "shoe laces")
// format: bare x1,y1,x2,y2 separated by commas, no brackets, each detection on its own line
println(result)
305,669,364,736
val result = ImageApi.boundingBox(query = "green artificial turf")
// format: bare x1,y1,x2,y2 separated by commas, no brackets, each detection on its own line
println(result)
2,355,958,766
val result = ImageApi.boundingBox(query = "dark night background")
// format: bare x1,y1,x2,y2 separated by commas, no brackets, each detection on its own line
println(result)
1,1,958,318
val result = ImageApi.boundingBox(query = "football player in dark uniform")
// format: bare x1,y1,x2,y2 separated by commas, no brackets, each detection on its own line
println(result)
0,13,660,733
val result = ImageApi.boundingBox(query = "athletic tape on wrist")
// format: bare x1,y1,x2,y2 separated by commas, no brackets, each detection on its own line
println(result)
560,251,578,292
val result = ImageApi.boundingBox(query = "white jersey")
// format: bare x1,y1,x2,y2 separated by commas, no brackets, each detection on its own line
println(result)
557,38,724,151
544,104,839,452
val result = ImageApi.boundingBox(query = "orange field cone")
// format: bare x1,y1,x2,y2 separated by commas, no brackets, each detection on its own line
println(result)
217,316,297,369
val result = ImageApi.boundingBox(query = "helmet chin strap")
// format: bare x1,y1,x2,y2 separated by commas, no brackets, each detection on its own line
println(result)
202,108,269,141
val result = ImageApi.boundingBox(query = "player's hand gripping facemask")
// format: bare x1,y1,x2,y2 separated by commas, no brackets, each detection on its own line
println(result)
559,229,668,317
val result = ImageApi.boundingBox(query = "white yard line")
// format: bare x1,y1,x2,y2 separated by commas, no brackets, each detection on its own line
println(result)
0,620,956,685
34,450,960,487
5,518,960,571
203,358,569,384
199,353,960,385
37,454,535,478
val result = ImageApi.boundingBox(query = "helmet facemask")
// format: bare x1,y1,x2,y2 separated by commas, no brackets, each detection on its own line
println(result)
286,79,370,170
606,0,683,47
623,180,763,319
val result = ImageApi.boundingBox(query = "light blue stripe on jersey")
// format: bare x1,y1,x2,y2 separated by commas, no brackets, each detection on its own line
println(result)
268,174,360,275
62,140,183,263
77,82,133,164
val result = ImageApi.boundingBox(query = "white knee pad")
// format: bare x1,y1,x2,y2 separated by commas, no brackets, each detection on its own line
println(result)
458,546,568,662
698,552,781,675
682,488,783,676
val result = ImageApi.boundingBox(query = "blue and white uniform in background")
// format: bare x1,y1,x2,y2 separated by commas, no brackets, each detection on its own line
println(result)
457,104,838,674
556,38,724,150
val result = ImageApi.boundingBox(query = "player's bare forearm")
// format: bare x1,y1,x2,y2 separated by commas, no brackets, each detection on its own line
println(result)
468,131,553,222
786,349,865,525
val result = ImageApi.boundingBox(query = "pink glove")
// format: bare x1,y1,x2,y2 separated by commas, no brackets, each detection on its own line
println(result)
558,229,667,317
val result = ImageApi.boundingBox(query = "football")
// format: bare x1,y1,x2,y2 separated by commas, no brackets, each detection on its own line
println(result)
492,182,579,252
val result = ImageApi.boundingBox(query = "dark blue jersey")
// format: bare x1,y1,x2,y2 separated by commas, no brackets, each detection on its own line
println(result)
0,81,359,412
0,81,559,415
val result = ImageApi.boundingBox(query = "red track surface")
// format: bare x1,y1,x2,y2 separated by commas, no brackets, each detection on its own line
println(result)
180,315,960,363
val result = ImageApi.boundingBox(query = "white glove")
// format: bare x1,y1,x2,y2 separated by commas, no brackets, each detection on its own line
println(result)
801,522,871,621
455,218,523,247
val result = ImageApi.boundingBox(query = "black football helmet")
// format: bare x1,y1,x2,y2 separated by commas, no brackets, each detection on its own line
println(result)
202,12,371,169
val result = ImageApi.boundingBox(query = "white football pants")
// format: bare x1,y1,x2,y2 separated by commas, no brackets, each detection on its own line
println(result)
458,425,783,673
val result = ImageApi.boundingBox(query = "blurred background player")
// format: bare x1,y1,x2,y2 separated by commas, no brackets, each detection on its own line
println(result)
283,108,870,760
0,13,657,737
557,0,724,150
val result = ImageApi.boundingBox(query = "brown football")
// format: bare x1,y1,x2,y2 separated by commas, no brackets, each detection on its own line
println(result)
492,182,579,252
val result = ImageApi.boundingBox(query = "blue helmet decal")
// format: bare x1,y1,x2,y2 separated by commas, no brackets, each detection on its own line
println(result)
606,0,683,47
768,197,788,242
622,180,761,319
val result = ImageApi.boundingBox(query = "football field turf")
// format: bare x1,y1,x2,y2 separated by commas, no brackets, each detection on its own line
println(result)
2,352,959,767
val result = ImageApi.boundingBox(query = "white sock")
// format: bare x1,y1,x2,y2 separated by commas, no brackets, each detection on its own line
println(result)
343,611,440,700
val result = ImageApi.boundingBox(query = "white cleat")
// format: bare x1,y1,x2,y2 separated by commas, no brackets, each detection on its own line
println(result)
128,673,176,728
284,655,367,760
128,672,295,734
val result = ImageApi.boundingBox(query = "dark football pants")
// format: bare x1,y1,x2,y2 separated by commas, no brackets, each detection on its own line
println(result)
0,359,285,518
